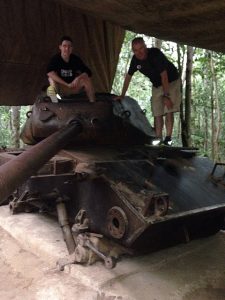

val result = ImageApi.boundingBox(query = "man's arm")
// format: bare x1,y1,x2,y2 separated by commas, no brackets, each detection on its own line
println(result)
47,71,69,87
114,73,132,100
160,70,173,109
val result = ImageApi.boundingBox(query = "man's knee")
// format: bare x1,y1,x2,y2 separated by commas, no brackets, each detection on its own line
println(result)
83,75,92,84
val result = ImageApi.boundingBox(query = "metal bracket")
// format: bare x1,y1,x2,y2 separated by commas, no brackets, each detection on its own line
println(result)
76,233,117,269
72,209,89,233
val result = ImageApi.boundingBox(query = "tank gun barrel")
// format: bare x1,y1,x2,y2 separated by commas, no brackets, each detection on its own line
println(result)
0,120,82,203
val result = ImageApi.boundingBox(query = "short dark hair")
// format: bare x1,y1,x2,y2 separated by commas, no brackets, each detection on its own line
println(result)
132,37,145,46
60,36,73,44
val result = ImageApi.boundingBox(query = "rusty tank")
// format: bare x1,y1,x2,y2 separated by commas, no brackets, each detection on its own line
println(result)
0,93,225,269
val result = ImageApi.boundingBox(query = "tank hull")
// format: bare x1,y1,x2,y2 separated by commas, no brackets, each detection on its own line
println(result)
0,95,224,265
4,145,225,251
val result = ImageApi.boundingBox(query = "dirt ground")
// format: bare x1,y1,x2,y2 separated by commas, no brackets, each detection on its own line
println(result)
0,227,98,300
1,215,225,300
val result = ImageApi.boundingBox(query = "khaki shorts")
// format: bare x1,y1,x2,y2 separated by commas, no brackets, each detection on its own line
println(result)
151,78,181,117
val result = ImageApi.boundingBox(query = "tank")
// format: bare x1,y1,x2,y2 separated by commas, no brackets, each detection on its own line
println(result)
0,93,224,269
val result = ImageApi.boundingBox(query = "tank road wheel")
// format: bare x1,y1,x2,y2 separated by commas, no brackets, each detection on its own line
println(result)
106,206,128,239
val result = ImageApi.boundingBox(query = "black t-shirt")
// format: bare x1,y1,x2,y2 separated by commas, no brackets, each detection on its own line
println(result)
128,48,179,87
47,53,92,83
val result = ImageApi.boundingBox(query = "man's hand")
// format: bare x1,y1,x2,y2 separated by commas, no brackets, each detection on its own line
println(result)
163,96,173,109
69,73,89,89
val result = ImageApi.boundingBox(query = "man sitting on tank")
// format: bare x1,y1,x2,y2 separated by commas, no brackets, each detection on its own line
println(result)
47,36,95,102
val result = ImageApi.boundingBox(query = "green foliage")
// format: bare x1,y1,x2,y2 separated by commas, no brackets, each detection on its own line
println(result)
0,107,11,148
0,106,28,148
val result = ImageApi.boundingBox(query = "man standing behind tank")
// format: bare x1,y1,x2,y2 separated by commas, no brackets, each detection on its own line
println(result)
47,36,95,102
115,37,181,145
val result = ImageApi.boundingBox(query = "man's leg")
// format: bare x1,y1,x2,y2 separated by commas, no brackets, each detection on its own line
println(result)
163,112,174,145
71,74,95,102
165,112,174,137
151,87,164,141
154,115,164,139
49,75,95,102
163,79,181,144
82,75,95,103
47,78,58,102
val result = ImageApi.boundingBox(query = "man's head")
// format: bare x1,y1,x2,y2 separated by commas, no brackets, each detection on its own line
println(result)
59,36,73,61
132,37,147,60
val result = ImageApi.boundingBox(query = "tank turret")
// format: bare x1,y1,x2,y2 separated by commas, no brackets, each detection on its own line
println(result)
20,94,154,146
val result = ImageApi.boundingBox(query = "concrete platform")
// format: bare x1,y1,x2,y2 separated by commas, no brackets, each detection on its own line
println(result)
0,205,225,300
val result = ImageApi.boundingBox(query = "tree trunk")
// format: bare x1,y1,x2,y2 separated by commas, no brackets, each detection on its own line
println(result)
176,44,183,141
204,107,208,153
12,106,21,148
209,51,221,161
181,46,194,147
